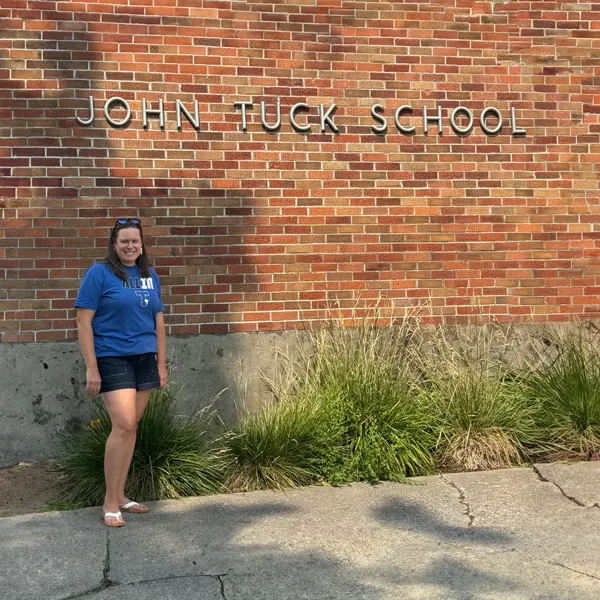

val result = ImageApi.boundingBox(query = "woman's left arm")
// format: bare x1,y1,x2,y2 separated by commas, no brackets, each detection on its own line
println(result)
156,312,168,388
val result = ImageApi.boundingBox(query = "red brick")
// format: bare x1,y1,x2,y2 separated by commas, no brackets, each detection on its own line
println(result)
1,1,599,341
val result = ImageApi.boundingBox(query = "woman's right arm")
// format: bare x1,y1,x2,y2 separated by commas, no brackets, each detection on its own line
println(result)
76,308,101,396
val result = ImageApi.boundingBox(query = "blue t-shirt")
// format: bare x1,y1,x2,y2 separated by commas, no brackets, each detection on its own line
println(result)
74,262,165,357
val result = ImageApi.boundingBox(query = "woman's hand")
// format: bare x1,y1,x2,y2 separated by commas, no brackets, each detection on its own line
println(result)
86,367,102,396
158,365,168,389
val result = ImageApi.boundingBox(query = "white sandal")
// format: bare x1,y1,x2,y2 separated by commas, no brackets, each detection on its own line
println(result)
119,501,150,514
103,510,125,527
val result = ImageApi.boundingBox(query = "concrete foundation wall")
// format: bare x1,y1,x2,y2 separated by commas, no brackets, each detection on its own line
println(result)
0,331,298,467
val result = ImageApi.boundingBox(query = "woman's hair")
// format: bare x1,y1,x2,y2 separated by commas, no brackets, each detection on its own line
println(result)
104,218,151,280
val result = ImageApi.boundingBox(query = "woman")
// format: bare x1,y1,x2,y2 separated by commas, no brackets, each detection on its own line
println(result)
75,218,168,527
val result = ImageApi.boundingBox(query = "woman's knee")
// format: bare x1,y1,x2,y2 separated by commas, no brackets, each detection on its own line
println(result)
103,389,138,436
110,419,137,437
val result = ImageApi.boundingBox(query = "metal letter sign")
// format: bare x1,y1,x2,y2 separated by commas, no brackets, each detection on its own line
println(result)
75,96,527,137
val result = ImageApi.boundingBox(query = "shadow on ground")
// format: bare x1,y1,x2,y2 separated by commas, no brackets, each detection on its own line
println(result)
2,479,600,600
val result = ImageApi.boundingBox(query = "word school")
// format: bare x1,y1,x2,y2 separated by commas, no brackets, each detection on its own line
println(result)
76,96,526,136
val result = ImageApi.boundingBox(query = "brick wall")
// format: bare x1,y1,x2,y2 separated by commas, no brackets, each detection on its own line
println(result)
2,0,600,342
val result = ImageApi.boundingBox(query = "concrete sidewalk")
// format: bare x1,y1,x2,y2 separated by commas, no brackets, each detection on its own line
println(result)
2,463,600,600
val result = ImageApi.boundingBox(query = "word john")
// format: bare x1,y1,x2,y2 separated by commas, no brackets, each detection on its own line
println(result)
76,96,526,136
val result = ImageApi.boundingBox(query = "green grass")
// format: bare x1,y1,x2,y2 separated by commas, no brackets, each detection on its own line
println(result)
415,322,542,471
426,369,540,471
269,312,436,484
49,318,600,508
314,373,436,483
219,397,324,492
526,330,600,458
51,385,225,508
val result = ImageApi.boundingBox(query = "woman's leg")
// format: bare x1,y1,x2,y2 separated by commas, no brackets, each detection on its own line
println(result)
102,388,137,519
116,388,152,505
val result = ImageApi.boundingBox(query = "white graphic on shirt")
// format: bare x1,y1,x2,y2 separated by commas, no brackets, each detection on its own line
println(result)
123,277,154,290
135,291,150,307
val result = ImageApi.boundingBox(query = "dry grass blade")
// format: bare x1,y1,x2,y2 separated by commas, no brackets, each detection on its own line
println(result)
439,428,522,472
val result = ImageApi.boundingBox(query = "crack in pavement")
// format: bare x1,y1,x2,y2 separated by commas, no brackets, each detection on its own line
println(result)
102,531,112,588
532,465,588,507
551,561,600,581
440,474,474,527
58,573,230,599
58,532,114,599
58,529,232,600
114,573,229,588
217,574,229,600
58,584,112,600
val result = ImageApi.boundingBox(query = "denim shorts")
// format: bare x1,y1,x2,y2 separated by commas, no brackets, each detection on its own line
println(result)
97,353,160,394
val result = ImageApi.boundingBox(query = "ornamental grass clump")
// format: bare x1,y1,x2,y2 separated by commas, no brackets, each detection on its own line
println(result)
525,328,600,459
417,323,541,472
428,370,537,472
53,385,225,508
314,361,436,484
220,396,324,492
275,310,437,484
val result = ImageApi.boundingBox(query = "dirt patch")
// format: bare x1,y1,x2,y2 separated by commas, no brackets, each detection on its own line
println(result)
0,462,66,518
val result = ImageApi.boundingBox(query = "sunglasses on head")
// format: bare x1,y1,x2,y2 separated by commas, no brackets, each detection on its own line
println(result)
114,218,140,226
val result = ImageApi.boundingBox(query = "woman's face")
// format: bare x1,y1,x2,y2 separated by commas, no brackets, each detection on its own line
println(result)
114,226,142,266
